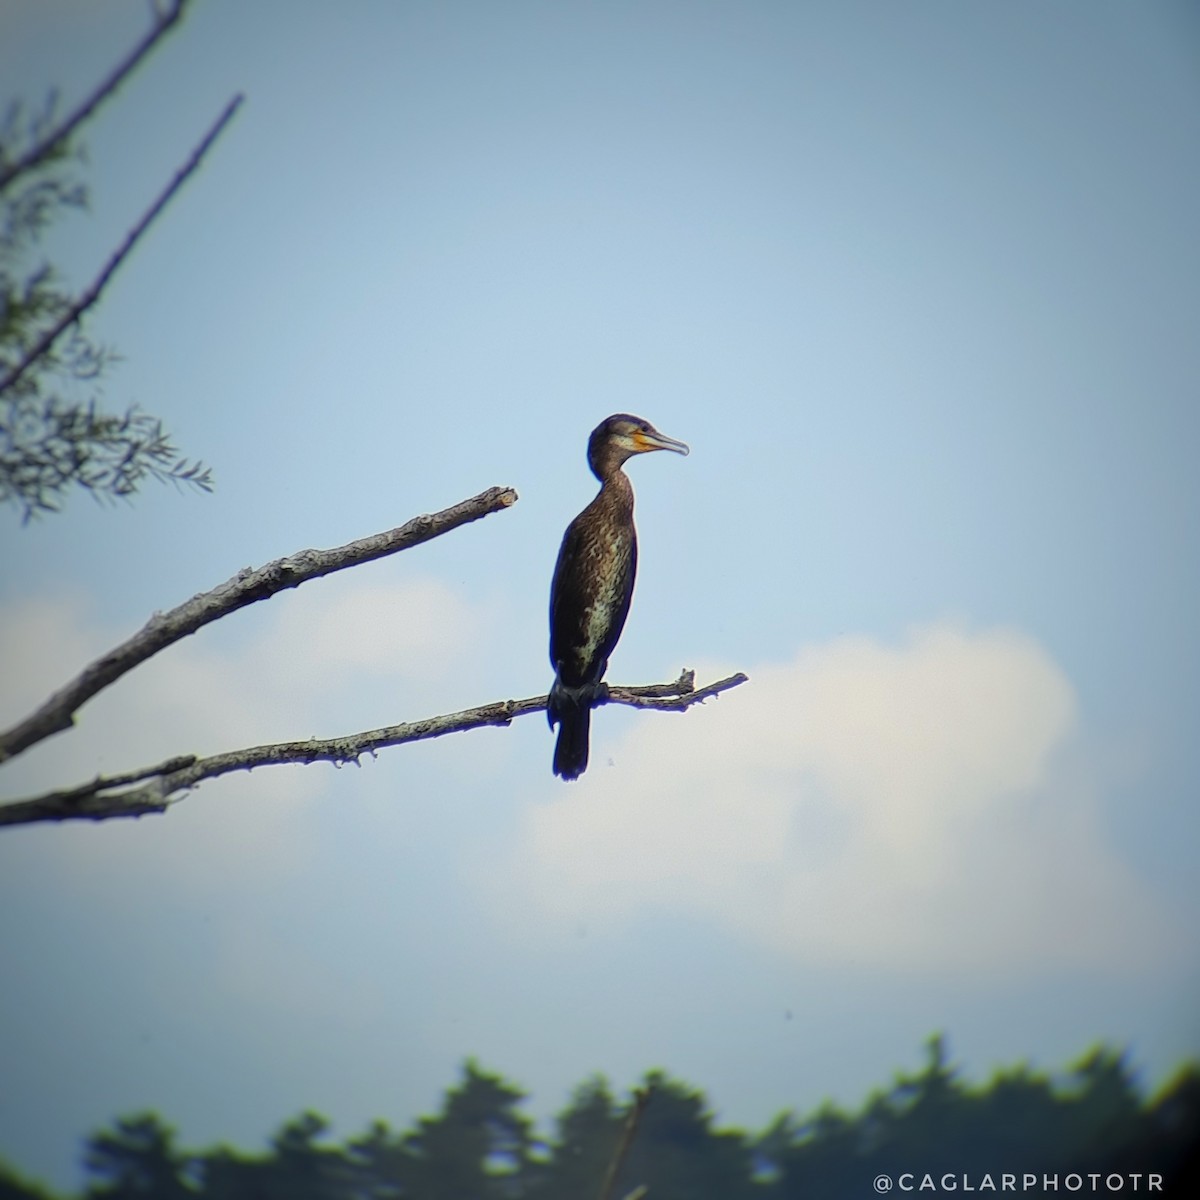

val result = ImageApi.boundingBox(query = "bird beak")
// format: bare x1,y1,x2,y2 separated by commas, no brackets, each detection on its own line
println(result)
636,428,690,456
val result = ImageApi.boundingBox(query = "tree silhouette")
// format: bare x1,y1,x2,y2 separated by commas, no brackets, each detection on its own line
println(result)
757,1035,1200,1198
528,1076,622,1200
0,1159,59,1200
81,1115,192,1200
201,1113,355,1200
343,1119,419,1200
6,1042,1188,1200
620,1072,754,1200
413,1061,535,1200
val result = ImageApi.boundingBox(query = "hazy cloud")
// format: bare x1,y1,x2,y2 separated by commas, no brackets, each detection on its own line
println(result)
0,577,489,886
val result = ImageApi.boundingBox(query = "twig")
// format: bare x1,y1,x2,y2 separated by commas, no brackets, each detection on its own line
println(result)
598,1086,653,1200
0,92,244,397
607,669,750,710
0,673,748,827
0,0,189,191
0,486,519,763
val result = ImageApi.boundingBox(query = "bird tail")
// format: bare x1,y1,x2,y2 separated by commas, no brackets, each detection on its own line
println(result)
552,703,591,781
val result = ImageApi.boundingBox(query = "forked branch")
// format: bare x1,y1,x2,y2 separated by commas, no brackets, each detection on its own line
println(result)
0,672,748,827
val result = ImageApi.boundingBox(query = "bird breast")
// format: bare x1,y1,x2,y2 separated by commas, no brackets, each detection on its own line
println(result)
551,483,637,687
580,529,632,656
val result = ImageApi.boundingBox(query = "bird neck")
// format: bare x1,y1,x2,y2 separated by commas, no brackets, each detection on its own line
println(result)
588,440,634,482
595,465,634,512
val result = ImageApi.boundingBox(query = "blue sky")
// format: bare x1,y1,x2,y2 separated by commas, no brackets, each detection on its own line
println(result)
1,0,1198,1190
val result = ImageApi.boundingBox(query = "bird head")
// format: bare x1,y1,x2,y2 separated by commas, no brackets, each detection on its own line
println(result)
587,414,689,478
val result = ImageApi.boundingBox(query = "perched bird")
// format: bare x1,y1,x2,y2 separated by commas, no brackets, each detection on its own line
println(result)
548,414,689,780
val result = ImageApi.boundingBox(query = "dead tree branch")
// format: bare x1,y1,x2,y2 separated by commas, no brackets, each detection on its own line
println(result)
0,0,190,191
0,672,748,827
598,1085,654,1200
0,91,244,397
0,486,519,763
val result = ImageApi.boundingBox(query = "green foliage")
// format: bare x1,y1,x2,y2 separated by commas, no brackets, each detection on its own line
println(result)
0,1156,60,1200
526,1075,621,1199
762,1036,1197,1197
621,1072,754,1200
8,1040,1198,1200
401,1059,536,1199
81,1115,193,1200
201,1112,356,1200
1,77,212,521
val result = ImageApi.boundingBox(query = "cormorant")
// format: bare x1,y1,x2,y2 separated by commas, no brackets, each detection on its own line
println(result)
548,414,689,780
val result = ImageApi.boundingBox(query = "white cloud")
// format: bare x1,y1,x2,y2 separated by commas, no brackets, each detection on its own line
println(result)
0,594,103,726
262,575,485,687
500,624,1175,973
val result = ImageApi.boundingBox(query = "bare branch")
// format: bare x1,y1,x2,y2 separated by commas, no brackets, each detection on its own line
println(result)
607,668,750,709
0,672,748,827
0,92,244,397
0,0,189,191
0,486,519,763
598,1086,653,1200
